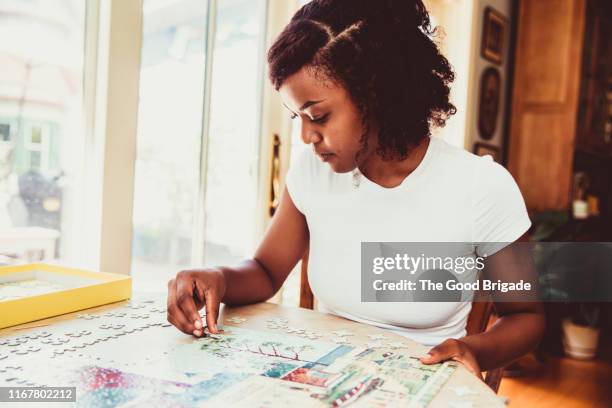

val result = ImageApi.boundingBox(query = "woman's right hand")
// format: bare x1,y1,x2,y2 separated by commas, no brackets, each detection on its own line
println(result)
167,268,226,337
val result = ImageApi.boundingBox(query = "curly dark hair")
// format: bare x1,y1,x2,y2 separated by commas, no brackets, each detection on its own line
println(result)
267,0,456,160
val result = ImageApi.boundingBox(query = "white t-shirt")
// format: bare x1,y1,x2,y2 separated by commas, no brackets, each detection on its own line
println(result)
285,136,531,346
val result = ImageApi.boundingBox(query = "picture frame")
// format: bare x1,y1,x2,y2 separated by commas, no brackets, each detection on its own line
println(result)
473,142,501,163
477,66,502,140
481,7,507,65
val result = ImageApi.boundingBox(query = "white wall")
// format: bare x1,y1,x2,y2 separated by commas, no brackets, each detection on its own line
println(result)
464,0,514,159
425,0,475,149
426,0,514,156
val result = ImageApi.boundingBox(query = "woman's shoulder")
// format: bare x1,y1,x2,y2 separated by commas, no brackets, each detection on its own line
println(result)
432,137,484,166
431,137,509,181
285,147,337,214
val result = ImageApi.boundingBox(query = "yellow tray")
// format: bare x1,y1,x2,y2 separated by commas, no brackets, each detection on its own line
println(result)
0,263,132,329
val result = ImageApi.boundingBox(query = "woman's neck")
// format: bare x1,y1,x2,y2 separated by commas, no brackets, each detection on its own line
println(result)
359,137,430,188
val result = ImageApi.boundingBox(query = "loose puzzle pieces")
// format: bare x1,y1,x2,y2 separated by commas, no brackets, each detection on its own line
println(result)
331,329,354,337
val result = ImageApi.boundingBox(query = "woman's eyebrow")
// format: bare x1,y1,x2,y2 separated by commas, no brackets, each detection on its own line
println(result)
282,100,325,113
299,99,325,111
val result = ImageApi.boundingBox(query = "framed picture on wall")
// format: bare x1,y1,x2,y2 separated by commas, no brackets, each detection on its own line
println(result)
473,142,501,163
481,7,507,65
477,66,501,140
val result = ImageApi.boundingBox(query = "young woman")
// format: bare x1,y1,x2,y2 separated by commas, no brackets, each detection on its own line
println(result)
167,0,544,379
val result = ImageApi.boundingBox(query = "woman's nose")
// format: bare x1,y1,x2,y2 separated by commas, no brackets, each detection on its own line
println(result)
300,125,322,145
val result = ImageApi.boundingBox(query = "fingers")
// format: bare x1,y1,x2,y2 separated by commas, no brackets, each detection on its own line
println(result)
419,339,483,380
167,278,195,335
167,270,225,337
204,286,221,334
176,272,203,335
193,280,206,310
419,340,454,364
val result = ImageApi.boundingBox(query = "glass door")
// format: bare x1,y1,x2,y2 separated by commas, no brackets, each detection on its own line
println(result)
131,0,268,289
202,0,268,267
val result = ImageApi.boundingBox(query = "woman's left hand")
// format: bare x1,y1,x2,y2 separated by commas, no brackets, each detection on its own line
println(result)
419,338,483,380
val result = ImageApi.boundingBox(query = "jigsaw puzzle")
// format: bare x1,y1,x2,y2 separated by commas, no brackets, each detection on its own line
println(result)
0,300,457,407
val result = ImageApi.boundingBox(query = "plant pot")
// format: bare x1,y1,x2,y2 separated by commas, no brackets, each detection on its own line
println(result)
562,318,600,360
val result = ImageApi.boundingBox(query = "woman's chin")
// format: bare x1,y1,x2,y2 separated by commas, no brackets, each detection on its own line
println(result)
327,160,353,174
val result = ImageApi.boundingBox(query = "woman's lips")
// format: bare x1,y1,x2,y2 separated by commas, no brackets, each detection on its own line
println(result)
316,152,335,162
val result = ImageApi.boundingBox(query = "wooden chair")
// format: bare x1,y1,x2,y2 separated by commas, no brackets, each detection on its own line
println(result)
298,249,504,393
465,292,504,393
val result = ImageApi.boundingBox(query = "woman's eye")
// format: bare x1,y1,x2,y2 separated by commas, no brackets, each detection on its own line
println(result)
311,114,329,124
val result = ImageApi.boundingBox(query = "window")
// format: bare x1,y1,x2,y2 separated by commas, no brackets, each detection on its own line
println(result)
131,0,209,283
25,124,51,172
202,0,268,267
131,0,268,287
0,0,86,264
0,0,293,288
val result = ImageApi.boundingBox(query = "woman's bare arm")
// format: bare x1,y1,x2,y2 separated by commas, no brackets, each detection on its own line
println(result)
219,187,310,305
421,234,545,375
458,234,545,371
167,187,308,336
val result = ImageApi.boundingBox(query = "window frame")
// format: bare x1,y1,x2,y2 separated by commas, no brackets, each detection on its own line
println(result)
80,0,300,281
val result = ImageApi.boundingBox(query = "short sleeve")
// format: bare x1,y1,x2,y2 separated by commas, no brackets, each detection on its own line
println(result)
472,156,531,257
285,147,313,215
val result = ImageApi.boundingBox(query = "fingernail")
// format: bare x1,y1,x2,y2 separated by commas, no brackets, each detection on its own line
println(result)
194,320,202,330
193,329,201,337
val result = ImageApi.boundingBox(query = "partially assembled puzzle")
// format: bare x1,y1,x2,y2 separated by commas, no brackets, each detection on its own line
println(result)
0,299,459,407
0,279,67,302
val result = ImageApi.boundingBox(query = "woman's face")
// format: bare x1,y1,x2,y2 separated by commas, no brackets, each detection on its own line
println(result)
279,67,375,173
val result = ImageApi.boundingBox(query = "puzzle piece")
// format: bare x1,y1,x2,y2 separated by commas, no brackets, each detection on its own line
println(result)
283,326,302,333
12,345,41,355
130,313,150,319
300,330,323,340
42,337,70,346
387,342,408,349
76,314,100,320
265,317,289,327
366,341,384,349
331,330,354,337
367,334,386,340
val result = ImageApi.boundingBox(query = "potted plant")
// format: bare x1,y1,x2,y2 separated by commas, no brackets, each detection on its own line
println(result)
531,211,609,360
562,303,600,359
